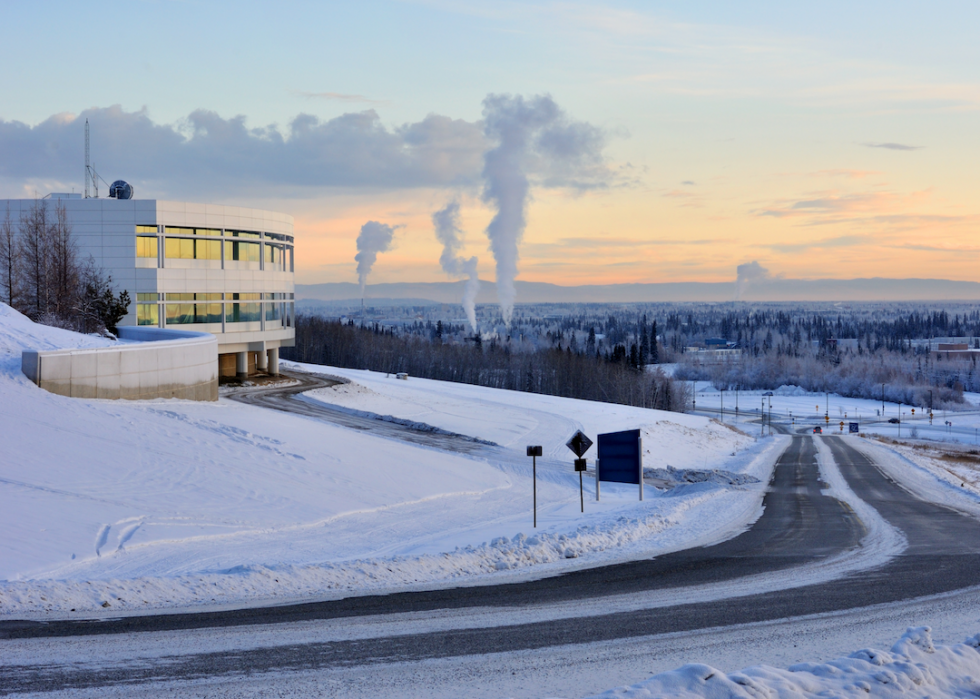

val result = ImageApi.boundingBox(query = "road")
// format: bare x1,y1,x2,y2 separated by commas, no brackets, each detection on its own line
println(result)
222,369,495,454
1,380,979,695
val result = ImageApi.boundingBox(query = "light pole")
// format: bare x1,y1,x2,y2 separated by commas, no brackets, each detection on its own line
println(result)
761,397,765,436
882,383,886,420
735,385,739,422
898,402,902,438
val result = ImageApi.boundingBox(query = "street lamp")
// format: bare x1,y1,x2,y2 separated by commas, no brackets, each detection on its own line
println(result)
882,383,886,419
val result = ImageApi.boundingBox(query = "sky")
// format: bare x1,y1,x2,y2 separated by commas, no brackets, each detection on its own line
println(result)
1,1,978,288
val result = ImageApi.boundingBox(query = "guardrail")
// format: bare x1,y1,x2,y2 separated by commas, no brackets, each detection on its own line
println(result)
21,326,218,401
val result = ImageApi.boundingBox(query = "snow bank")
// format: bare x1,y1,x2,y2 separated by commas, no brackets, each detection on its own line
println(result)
588,627,980,699
0,308,783,617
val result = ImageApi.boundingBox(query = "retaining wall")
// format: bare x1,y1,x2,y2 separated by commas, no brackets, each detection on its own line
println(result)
21,327,218,401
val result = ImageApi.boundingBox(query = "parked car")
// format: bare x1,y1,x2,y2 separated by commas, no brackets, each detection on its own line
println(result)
813,426,822,434
888,417,900,424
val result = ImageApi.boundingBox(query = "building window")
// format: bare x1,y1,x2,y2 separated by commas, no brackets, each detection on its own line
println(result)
136,236,158,258
225,229,261,239
137,304,159,326
136,225,158,234
265,244,280,264
164,237,221,260
224,240,260,262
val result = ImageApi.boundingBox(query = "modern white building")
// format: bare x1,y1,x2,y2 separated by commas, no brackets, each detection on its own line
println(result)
3,194,295,378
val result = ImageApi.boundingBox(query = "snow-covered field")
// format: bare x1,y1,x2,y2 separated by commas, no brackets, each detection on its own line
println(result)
0,305,782,617
689,380,980,444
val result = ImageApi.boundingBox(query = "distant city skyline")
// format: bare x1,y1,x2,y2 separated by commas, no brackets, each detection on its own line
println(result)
1,1,978,291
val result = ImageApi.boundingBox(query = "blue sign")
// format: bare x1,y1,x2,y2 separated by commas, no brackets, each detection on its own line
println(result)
849,422,859,433
597,429,642,485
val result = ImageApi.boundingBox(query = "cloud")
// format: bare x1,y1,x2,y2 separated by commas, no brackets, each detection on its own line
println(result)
809,169,879,179
765,234,876,253
0,105,486,197
291,90,389,105
0,103,622,202
862,142,922,151
681,180,696,185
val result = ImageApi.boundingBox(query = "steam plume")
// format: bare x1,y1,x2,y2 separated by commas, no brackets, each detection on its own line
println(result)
481,94,609,326
432,200,480,333
355,221,397,297
736,261,771,300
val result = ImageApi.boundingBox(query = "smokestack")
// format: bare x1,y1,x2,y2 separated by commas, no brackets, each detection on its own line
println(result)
432,200,480,333
355,221,398,299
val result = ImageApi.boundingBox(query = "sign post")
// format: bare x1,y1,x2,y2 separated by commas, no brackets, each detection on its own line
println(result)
526,446,543,527
566,430,594,513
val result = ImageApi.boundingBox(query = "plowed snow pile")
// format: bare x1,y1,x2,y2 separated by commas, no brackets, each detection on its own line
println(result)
588,627,980,699
0,304,782,616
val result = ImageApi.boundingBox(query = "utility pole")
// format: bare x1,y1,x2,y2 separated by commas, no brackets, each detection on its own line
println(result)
882,383,886,420
761,397,765,436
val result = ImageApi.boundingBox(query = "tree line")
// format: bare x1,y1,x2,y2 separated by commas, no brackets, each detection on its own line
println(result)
282,316,688,412
1,199,130,334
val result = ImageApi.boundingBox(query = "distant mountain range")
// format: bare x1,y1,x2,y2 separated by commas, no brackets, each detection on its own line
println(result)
296,278,980,305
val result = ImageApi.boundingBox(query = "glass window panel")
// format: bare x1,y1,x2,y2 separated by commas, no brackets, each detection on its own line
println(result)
226,303,240,323
164,237,181,259
137,293,158,302
136,225,158,234
165,227,194,236
136,236,158,259
195,228,221,237
137,304,159,326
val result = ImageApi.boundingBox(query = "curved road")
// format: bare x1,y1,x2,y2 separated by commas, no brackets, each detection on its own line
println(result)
1,377,979,694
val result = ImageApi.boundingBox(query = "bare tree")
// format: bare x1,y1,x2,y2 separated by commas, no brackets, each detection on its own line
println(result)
48,201,80,319
0,204,18,308
19,198,51,320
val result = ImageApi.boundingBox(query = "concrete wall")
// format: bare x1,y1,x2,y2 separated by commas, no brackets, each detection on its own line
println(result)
21,327,218,401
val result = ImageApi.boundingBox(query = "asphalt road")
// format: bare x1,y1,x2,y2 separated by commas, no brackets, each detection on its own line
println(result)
222,369,495,454
2,384,978,694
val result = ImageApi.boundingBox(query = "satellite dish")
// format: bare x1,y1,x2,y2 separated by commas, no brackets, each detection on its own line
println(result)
108,180,134,200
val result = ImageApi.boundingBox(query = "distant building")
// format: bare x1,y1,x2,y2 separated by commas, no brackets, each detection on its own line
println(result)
2,195,295,378
931,343,980,362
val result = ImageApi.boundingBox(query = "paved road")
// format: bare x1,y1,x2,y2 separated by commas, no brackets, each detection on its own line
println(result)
223,370,494,454
4,431,979,694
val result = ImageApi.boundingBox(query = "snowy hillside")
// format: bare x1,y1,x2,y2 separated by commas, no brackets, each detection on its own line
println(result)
0,305,783,616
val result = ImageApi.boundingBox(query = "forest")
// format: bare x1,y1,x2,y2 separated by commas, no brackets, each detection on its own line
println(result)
297,300,980,411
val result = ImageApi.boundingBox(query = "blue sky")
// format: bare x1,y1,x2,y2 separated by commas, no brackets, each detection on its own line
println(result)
2,1,978,285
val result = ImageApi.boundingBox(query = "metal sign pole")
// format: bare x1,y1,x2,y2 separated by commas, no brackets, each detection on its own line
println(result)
526,446,543,528
596,459,601,501
638,437,644,501
579,469,584,512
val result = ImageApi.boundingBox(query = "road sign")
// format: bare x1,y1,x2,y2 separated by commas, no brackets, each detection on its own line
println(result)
596,429,643,501
849,422,859,433
566,430,594,458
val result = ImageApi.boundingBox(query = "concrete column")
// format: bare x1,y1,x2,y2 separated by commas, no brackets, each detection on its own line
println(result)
256,347,268,373
236,351,248,379
268,348,279,376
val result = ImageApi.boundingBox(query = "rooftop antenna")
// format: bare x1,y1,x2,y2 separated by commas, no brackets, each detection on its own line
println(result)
84,119,99,198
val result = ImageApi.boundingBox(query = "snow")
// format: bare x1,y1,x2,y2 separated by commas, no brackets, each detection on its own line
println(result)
588,627,980,699
688,380,980,442
0,305,783,617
